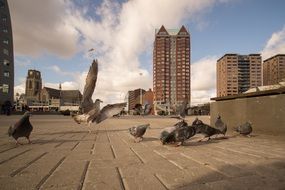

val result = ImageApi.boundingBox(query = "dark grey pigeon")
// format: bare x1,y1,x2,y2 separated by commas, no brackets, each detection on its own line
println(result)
214,115,227,136
174,119,188,128
173,126,196,146
192,118,223,141
129,124,150,142
160,126,177,145
234,122,253,136
8,111,33,145
160,122,196,146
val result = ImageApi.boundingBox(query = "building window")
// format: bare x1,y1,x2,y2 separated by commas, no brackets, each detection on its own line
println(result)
4,71,9,77
0,0,5,8
3,38,8,44
2,15,7,22
2,84,9,93
2,27,8,33
3,59,9,66
3,49,9,55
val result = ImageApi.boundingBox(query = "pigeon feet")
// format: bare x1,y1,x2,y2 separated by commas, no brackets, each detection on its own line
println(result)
16,141,23,145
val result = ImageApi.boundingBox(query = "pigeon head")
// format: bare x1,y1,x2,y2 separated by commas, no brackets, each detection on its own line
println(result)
95,99,103,103
217,115,221,119
145,123,151,129
24,111,32,117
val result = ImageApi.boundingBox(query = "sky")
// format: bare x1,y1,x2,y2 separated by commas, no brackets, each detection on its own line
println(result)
8,0,285,105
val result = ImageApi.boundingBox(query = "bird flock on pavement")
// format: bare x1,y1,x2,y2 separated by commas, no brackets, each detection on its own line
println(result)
7,60,253,146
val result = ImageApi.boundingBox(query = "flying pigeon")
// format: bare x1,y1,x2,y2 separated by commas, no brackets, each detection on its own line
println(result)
192,118,223,142
171,99,189,120
8,111,33,145
142,103,152,115
214,115,227,136
72,59,127,132
234,122,253,137
129,124,150,142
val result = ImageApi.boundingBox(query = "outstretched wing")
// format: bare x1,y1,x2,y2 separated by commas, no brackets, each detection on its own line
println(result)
143,104,152,115
95,102,127,124
81,60,98,113
177,100,188,118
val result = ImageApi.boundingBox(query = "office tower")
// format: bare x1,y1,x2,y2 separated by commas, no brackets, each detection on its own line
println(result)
263,54,285,85
217,54,261,97
0,0,14,108
153,25,190,113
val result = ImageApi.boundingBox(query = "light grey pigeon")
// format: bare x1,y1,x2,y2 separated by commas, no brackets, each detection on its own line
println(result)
129,124,150,142
73,101,127,132
81,59,98,113
234,122,253,136
8,111,33,145
72,59,127,132
214,115,227,136
192,118,223,142
142,104,152,115
171,99,189,120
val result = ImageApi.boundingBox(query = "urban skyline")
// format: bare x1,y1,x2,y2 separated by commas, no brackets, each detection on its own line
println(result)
6,0,285,106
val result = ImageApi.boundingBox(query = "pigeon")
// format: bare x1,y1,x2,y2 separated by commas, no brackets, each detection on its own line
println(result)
171,99,189,120
72,59,127,132
234,122,253,137
192,118,223,142
8,111,33,145
142,103,152,115
214,115,227,136
129,124,150,142
160,121,196,146
174,119,188,128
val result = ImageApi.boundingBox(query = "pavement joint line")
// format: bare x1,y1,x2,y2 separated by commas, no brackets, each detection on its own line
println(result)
0,146,17,154
154,173,169,190
0,149,31,165
90,143,95,155
180,153,232,177
81,133,88,140
77,160,90,190
115,167,126,190
71,142,80,151
213,145,263,158
106,132,111,144
10,152,48,177
35,156,66,190
153,150,183,170
110,145,117,159
129,147,145,164
54,141,65,148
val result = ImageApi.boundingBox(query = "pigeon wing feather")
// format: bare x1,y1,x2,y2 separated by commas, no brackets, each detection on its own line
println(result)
81,60,98,113
95,103,126,124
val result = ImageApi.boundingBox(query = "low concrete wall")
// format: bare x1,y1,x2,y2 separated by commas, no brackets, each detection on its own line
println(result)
210,94,285,134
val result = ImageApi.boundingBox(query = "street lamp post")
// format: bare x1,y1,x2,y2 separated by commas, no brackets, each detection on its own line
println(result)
139,73,143,105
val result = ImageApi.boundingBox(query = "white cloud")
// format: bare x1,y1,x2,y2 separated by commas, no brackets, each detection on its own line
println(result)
48,65,79,78
261,26,285,60
9,0,79,57
11,0,233,104
191,56,218,105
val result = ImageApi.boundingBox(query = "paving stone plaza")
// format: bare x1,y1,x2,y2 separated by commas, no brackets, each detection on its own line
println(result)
0,115,284,190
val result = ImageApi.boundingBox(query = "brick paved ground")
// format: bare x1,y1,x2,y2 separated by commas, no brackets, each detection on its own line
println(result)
0,115,284,190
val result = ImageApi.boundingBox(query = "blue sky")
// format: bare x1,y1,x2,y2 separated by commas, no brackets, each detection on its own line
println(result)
9,0,285,105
